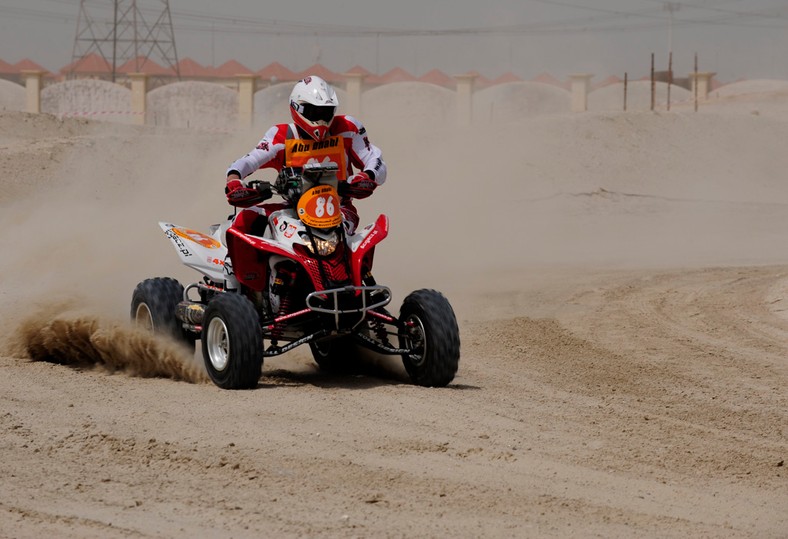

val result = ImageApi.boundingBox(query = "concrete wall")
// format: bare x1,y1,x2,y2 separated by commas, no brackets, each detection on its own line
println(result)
0,79,24,112
9,74,788,131
474,82,570,123
147,81,237,130
712,79,788,98
361,82,454,129
41,79,134,123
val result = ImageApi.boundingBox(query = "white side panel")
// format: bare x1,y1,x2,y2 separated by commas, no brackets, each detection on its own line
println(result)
159,222,228,282
266,209,305,253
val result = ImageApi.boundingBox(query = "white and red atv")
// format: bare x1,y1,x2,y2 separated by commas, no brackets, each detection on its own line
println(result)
131,163,460,389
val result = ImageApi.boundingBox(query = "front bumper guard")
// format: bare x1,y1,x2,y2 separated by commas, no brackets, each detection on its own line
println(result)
305,285,392,329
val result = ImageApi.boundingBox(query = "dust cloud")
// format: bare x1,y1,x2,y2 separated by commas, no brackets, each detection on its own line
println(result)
3,95,788,380
13,300,208,383
0,113,244,380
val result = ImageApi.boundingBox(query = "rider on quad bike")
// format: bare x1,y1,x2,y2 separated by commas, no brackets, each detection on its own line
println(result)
131,76,460,390
225,75,386,240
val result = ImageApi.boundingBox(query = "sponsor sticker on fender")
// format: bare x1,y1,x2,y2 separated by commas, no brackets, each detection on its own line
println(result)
297,185,342,229
171,227,221,249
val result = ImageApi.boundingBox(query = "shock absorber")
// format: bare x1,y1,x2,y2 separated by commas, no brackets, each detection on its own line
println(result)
271,263,297,341
371,317,392,347
272,292,293,341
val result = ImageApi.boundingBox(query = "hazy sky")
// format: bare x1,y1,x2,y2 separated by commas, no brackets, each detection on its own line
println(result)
1,0,787,82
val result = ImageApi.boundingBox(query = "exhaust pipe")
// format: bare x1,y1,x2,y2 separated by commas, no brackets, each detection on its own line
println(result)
176,301,205,325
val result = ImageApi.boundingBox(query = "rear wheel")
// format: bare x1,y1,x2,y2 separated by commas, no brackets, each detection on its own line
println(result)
201,293,263,389
399,289,460,387
131,277,195,349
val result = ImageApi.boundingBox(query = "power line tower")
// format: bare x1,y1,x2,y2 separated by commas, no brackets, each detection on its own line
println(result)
70,0,180,83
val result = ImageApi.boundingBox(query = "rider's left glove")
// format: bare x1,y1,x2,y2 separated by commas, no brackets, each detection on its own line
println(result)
338,171,377,200
226,178,264,208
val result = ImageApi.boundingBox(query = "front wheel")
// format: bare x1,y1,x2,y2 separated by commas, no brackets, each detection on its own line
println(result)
201,293,263,389
398,289,460,387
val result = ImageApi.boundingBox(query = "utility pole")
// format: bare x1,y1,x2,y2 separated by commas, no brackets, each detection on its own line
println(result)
70,0,180,83
663,2,680,58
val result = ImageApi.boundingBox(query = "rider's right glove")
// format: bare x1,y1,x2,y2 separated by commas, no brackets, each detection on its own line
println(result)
225,178,263,208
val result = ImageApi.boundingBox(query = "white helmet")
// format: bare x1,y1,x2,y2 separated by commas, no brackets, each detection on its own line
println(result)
289,76,338,140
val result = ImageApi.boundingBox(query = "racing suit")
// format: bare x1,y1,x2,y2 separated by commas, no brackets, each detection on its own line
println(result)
226,115,386,235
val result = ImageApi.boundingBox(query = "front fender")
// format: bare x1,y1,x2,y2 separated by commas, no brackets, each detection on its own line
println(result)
226,227,297,291
349,214,389,286
228,226,336,292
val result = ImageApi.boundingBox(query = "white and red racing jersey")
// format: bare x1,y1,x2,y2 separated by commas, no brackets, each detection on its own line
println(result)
226,115,387,185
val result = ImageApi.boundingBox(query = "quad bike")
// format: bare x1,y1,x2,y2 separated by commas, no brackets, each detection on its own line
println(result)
131,163,460,389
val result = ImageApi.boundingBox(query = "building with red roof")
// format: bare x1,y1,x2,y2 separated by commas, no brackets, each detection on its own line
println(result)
490,71,522,85
117,56,175,76
0,58,16,81
14,59,49,74
295,64,343,84
462,71,491,89
0,58,53,84
257,62,298,83
418,69,454,88
366,67,416,86
176,57,213,79
208,59,256,87
213,59,254,78
345,65,373,76
60,53,113,80
532,72,567,89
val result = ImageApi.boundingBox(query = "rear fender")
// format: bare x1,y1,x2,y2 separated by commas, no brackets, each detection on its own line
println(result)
159,222,227,282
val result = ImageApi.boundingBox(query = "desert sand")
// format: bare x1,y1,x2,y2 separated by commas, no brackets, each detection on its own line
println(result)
0,96,786,538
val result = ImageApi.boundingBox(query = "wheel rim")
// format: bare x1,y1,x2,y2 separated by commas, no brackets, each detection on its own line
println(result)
313,340,331,359
403,315,427,367
206,317,230,371
135,303,154,330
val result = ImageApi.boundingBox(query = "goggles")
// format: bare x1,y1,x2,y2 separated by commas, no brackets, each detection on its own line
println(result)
298,103,335,123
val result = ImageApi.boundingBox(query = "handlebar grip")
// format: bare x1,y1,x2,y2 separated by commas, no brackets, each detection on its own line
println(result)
256,181,273,201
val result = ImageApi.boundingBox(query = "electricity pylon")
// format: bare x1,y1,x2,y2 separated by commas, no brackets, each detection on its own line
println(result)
70,0,180,82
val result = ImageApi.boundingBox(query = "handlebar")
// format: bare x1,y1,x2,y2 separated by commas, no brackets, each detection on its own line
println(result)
245,179,274,200
244,164,340,205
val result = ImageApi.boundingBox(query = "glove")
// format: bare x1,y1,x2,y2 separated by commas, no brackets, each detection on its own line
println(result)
225,178,264,208
338,171,377,200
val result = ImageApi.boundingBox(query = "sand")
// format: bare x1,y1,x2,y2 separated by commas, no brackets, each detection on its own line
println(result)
0,96,786,538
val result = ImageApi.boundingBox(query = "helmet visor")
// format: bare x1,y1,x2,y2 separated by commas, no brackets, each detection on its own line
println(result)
300,103,335,123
